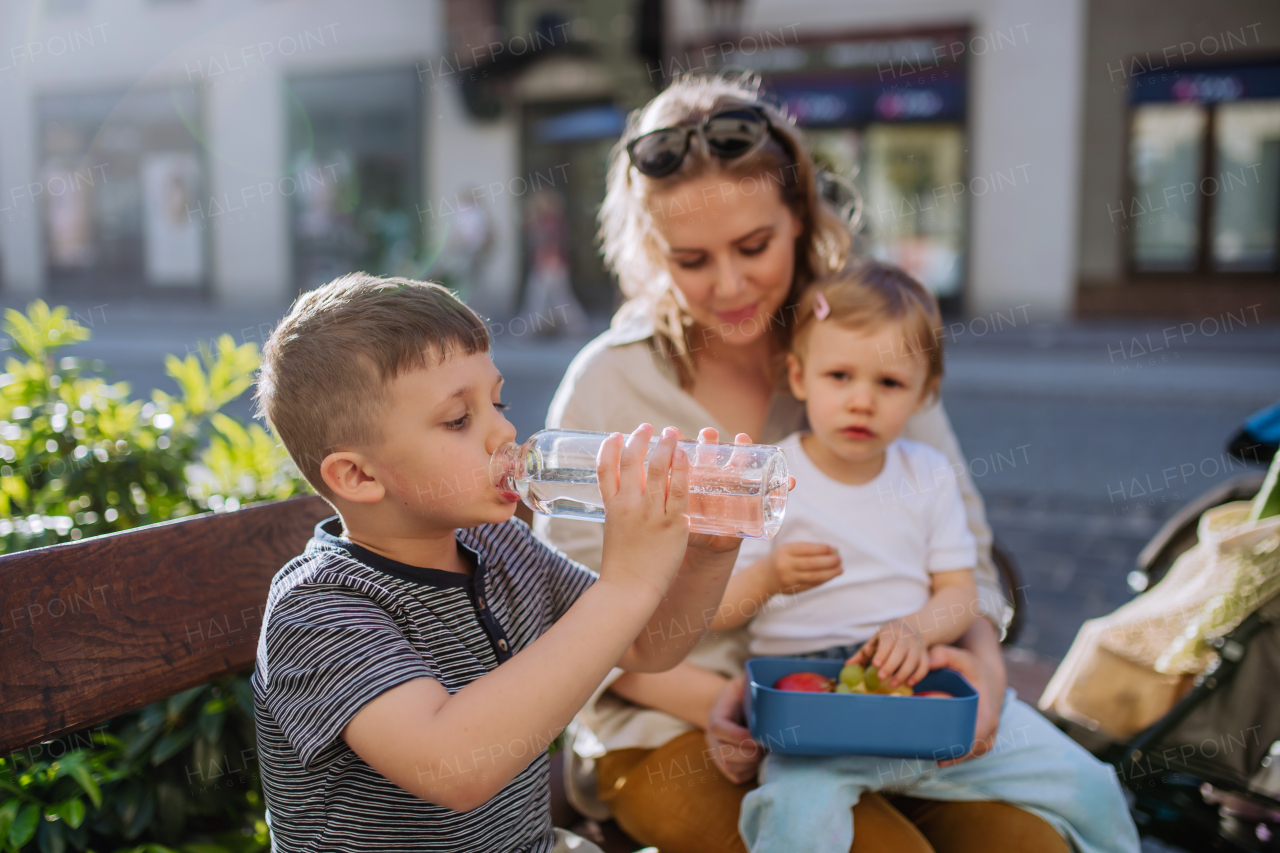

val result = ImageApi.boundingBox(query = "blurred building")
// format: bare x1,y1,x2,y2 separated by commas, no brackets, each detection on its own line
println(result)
0,0,657,317
0,0,1276,320
1076,0,1280,318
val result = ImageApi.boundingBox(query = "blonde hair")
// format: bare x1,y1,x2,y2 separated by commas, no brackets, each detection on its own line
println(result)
254,274,489,498
600,73,852,382
792,261,945,391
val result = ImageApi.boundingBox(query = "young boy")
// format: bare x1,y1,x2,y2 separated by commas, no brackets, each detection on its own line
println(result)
250,274,744,853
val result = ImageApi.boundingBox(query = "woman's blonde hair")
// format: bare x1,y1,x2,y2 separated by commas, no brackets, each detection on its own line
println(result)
600,73,853,383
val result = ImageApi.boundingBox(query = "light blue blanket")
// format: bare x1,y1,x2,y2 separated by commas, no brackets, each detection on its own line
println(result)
740,688,1141,853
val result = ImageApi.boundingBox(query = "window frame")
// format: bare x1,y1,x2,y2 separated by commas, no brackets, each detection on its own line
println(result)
1123,60,1280,279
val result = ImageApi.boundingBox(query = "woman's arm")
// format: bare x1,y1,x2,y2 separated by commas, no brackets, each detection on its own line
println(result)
903,401,1012,637
609,661,730,728
935,615,1008,766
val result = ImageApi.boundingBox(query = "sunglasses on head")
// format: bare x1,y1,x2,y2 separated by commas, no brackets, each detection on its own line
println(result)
625,105,773,178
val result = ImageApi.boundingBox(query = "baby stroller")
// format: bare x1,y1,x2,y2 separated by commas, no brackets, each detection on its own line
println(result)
1047,401,1280,852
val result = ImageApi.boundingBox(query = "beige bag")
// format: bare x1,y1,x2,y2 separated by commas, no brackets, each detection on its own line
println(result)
1040,502,1280,738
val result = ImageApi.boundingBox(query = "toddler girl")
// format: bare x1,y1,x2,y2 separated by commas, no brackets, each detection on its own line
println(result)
714,262,1140,853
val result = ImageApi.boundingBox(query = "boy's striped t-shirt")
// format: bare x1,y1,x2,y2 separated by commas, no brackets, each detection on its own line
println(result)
252,515,596,853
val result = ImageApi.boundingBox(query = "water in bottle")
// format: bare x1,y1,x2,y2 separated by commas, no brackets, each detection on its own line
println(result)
490,429,789,539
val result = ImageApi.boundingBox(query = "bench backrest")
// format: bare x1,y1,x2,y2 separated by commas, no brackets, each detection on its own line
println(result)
0,495,332,755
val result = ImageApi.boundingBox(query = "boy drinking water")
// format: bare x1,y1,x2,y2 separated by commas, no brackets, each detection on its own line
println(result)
250,274,748,853
717,263,1139,853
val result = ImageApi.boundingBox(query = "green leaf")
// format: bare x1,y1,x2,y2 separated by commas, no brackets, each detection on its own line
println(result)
123,786,155,840
1249,452,1280,522
165,687,205,719
53,798,85,829
65,763,100,810
196,702,225,744
0,801,18,844
149,725,196,766
37,818,65,853
9,802,38,848
231,678,255,718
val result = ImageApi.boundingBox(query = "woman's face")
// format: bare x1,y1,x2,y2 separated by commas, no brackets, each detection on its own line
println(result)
648,172,802,347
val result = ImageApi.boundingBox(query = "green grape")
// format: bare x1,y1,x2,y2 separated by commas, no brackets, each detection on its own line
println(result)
834,682,853,693
864,665,881,692
839,663,864,687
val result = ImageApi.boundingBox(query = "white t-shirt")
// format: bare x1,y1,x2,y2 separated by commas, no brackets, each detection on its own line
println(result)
735,432,978,656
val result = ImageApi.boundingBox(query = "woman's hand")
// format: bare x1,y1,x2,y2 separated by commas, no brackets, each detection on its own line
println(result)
704,675,762,785
928,643,1004,766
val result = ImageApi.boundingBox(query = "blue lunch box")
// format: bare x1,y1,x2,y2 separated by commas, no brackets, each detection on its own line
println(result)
744,657,979,758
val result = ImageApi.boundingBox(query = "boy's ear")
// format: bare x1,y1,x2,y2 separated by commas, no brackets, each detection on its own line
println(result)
785,353,807,402
321,451,386,504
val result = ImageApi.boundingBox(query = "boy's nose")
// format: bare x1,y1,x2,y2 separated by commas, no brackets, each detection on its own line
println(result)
488,413,518,454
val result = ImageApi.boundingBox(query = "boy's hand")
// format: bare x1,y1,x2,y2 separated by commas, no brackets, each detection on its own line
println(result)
685,428,797,554
767,542,842,596
597,424,690,599
849,618,929,689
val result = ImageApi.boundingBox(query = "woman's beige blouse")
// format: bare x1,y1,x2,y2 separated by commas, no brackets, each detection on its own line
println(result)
537,312,1013,765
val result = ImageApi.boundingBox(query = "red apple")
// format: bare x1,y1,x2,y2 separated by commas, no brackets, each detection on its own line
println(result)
773,672,834,692
915,690,954,698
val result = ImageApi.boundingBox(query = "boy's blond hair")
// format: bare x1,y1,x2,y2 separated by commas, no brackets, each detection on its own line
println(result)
792,261,945,392
254,274,489,498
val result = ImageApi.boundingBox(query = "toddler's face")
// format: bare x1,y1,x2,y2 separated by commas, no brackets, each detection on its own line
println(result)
787,319,934,467
365,350,520,531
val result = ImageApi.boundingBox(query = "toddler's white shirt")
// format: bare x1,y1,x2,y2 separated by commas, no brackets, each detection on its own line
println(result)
736,432,978,656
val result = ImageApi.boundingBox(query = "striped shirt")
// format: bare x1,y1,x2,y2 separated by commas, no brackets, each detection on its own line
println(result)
252,515,596,853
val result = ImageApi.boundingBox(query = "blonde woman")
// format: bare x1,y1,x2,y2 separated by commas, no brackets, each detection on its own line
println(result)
539,75,1080,853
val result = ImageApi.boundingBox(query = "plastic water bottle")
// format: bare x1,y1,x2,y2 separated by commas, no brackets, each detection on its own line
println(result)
490,429,789,539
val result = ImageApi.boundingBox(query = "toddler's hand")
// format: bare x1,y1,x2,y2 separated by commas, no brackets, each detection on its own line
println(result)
767,542,842,596
596,424,690,599
849,618,929,689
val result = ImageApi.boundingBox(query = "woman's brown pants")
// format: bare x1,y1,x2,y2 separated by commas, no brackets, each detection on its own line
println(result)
596,730,1071,853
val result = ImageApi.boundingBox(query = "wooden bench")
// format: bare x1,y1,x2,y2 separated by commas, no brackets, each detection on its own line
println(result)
0,495,332,756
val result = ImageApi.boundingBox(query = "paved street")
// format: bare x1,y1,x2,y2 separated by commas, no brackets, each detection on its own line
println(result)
15,297,1280,665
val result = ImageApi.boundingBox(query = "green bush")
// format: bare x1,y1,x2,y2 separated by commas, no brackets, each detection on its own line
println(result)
0,301,308,853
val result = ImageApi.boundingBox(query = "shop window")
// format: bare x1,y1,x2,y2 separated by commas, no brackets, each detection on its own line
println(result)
1126,63,1280,275
808,124,966,300
1128,104,1206,272
285,67,422,293
1212,100,1280,271
38,86,205,297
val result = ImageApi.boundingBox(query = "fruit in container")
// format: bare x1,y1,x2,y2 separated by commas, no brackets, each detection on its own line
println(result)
838,663,864,688
915,690,954,698
773,672,834,692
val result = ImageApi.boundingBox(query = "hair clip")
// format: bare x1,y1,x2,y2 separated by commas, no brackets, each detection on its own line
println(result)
813,292,831,321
